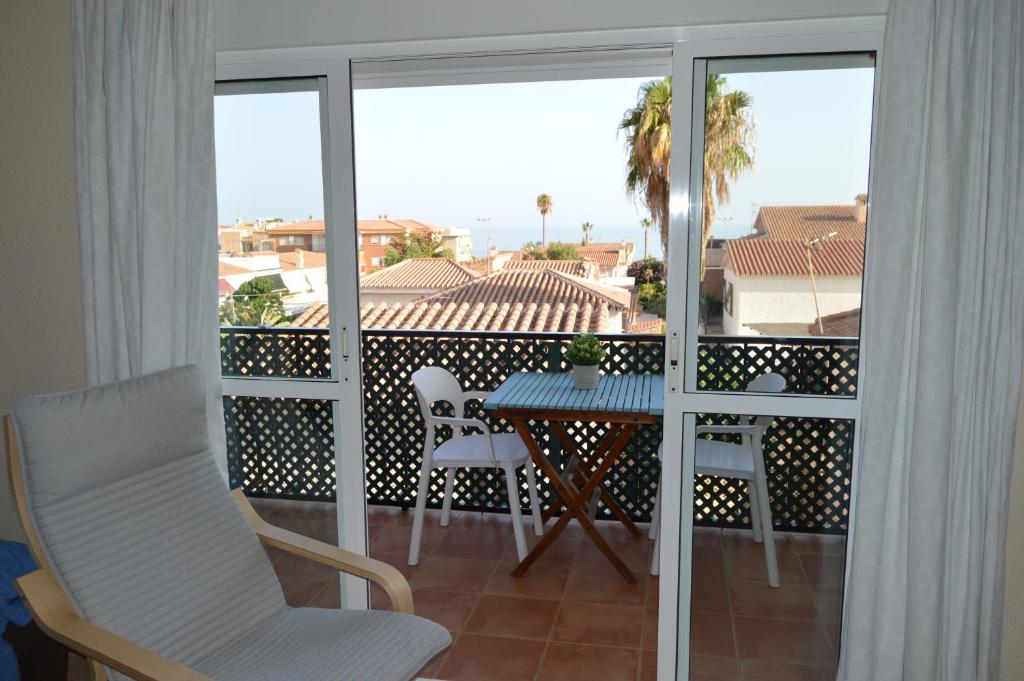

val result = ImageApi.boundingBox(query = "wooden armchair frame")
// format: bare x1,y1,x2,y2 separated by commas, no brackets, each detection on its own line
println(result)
3,415,413,681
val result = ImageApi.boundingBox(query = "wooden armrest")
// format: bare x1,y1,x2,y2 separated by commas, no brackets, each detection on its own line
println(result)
233,490,414,614
16,569,210,681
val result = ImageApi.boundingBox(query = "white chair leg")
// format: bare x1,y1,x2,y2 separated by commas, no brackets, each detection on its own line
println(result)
650,515,661,576
754,474,780,587
409,463,433,566
440,467,456,527
503,462,529,560
748,479,764,543
524,462,544,536
649,472,662,540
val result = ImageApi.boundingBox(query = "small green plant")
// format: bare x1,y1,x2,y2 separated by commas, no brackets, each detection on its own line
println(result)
565,333,605,366
637,281,667,318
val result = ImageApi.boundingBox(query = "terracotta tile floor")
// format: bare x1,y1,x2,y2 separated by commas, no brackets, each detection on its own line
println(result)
248,498,846,681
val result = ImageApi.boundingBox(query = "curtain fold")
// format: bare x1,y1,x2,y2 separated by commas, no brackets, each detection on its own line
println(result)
72,0,224,469
842,0,1024,679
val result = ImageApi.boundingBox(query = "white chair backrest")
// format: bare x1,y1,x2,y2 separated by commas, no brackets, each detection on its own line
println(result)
411,366,466,423
746,372,787,432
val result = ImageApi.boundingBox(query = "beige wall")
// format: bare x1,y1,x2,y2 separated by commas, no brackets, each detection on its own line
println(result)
1001,398,1024,679
0,0,84,541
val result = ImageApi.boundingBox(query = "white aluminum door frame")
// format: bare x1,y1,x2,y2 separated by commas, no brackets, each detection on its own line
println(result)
216,60,368,609
658,28,883,681
215,16,885,677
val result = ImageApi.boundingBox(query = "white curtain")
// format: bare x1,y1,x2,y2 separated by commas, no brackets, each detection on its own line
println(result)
842,0,1024,680
73,0,224,467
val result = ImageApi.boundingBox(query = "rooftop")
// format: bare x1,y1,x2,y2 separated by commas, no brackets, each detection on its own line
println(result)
724,238,864,278
360,258,480,290
749,204,866,242
811,307,861,337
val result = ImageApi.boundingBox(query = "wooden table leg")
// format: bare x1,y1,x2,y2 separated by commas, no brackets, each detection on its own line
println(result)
541,424,624,523
549,422,642,537
510,417,639,582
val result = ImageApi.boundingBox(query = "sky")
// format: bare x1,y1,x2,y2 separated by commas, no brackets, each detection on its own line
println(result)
214,63,875,256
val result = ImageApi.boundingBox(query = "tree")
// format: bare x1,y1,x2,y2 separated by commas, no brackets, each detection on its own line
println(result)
382,231,454,267
523,241,580,261
702,73,754,277
220,276,286,327
620,75,753,278
639,217,653,259
636,282,667,318
536,194,553,246
627,257,664,285
581,221,594,245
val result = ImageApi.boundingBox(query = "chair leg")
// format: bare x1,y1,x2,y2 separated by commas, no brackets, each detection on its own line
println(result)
408,463,434,566
748,479,764,543
754,474,780,587
524,462,544,536
503,462,529,560
649,472,662,540
440,467,456,527
650,514,661,576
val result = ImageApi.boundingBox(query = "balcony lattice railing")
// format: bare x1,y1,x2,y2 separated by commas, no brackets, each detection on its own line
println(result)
221,327,858,534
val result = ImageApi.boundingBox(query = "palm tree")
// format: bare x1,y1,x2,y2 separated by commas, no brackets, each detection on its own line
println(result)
536,193,553,246
702,74,754,277
581,221,594,245
639,217,653,259
621,75,753,277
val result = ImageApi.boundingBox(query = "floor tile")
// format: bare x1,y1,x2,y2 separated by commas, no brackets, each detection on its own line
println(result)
691,654,741,681
690,612,736,658
798,554,846,589
639,651,658,681
371,524,446,557
367,504,407,526
813,587,844,626
693,527,725,551
307,578,341,608
574,533,652,572
690,574,731,614
412,588,480,633
692,545,727,575
433,528,512,562
410,556,497,593
438,634,546,681
536,643,640,681
278,577,330,607
552,601,644,647
565,565,647,606
732,617,834,666
416,649,449,678
502,531,582,567
728,580,817,621
789,533,847,557
463,594,560,640
723,548,805,585
739,658,837,681
485,563,570,600
265,546,337,581
643,607,659,651
721,529,795,556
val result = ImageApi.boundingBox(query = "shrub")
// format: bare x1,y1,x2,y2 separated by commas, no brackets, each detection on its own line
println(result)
220,276,286,327
637,281,667,318
523,242,581,261
565,333,605,366
627,257,664,284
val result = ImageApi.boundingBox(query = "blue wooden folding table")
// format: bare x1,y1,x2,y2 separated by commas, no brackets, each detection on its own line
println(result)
484,372,664,583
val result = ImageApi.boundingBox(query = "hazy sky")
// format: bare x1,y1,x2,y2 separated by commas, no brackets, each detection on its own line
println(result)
215,65,875,241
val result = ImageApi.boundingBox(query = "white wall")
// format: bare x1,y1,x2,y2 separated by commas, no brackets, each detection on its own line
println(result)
724,271,861,335
214,0,888,51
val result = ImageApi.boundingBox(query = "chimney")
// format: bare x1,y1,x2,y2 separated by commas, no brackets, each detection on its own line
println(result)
296,248,304,268
854,193,868,223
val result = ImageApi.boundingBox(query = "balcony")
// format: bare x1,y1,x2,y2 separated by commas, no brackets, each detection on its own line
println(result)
220,327,857,535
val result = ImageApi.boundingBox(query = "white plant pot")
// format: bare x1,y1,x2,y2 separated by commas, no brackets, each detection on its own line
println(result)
572,364,600,390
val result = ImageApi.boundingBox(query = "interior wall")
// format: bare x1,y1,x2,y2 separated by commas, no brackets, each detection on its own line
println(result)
214,0,888,51
0,0,84,541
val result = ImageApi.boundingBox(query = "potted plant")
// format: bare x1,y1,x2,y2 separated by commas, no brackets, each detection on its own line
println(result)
565,333,605,390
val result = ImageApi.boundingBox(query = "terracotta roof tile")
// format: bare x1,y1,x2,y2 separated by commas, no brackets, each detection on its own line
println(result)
724,239,864,278
626,318,664,334
503,259,598,278
264,219,325,234
752,205,866,242
360,258,479,290
278,251,327,270
507,243,633,269
294,268,630,332
218,261,256,276
810,307,861,337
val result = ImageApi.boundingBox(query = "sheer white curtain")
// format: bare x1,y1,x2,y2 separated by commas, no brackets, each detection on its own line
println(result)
842,0,1023,680
73,0,224,467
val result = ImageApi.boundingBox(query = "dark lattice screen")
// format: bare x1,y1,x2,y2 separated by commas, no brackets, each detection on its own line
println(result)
222,327,858,533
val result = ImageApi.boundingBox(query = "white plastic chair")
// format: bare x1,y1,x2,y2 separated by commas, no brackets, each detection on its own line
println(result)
649,372,787,586
408,366,544,565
